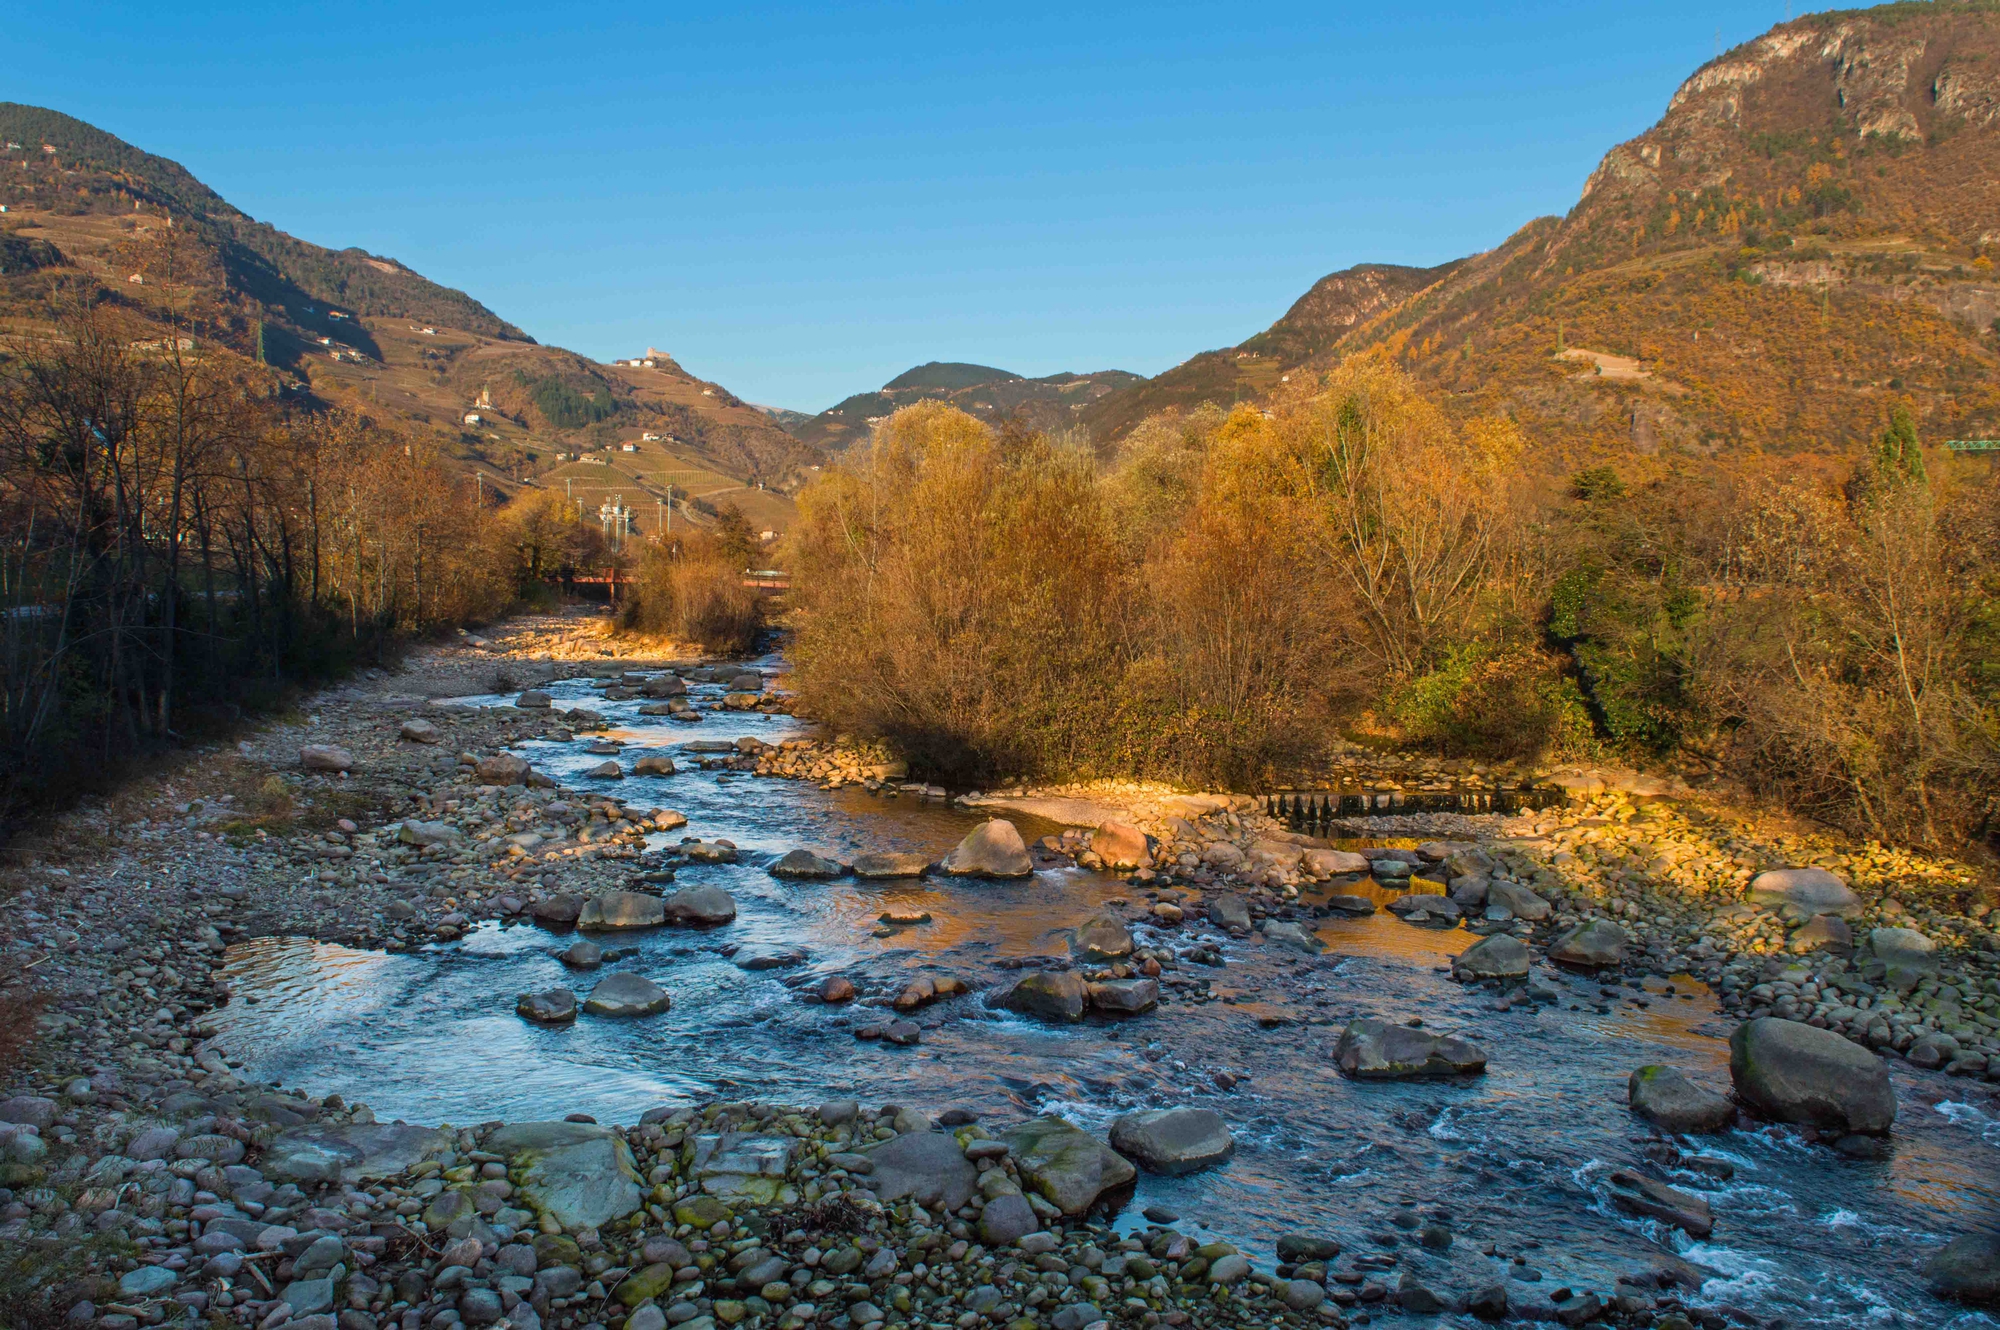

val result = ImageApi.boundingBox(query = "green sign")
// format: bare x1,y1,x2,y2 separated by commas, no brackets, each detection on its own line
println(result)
1945,440,2000,452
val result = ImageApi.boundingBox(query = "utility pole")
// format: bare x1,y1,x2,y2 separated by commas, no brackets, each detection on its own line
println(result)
475,472,483,506
665,484,673,533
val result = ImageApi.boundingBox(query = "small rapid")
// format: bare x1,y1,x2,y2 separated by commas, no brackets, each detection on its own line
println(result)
213,667,2000,1328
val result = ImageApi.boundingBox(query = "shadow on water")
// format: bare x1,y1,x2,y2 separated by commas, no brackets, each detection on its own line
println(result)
213,667,2000,1328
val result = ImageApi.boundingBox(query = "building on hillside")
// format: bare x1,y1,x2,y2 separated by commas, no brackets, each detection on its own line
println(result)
464,412,483,426
620,442,637,452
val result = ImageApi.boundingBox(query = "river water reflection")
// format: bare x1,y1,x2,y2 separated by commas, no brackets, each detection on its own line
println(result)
215,668,2000,1328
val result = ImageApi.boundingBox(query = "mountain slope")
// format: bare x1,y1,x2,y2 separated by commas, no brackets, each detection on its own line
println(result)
1091,2,2000,458
0,104,818,521
1319,2,2000,459
788,363,1142,452
1080,262,1458,439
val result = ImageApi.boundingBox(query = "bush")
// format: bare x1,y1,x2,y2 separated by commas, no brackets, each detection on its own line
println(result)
621,545,759,654
1388,646,1595,760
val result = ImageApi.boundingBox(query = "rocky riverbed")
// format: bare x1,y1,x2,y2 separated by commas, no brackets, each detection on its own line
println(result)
4,632,2000,1330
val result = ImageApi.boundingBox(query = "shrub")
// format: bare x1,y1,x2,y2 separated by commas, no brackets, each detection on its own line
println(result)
621,545,759,654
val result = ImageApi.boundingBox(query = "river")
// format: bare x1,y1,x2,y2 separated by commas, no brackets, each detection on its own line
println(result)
212,666,2000,1328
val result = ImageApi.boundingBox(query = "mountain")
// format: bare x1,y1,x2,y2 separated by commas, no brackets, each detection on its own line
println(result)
0,104,818,528
787,362,1143,452
1079,263,1458,439
1089,2,2000,459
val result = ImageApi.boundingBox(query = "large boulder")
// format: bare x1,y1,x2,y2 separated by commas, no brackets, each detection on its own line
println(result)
400,719,442,744
1453,933,1529,981
1628,1065,1735,1134
1861,927,1938,993
516,690,553,709
299,745,354,773
1791,913,1854,954
632,753,677,776
1335,1019,1487,1079
486,1122,643,1230
769,849,843,880
262,1123,449,1185
1487,881,1551,921
1208,894,1253,931
997,970,1087,1023
1092,822,1152,870
941,820,1033,878
1261,920,1323,954
1108,1109,1233,1176
583,973,671,1016
1548,918,1627,968
1747,867,1860,917
661,885,737,926
1927,1234,2000,1305
577,892,666,931
1000,1117,1137,1216
1729,1017,1896,1135
852,852,932,879
476,753,533,785
862,1131,978,1212
1071,912,1134,962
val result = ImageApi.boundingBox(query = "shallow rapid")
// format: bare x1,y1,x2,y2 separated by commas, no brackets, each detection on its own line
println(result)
214,668,2000,1328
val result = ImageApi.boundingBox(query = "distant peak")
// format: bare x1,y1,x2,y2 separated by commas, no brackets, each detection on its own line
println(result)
882,361,1022,391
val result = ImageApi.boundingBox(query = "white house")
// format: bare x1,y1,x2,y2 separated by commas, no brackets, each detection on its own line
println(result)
464,412,483,425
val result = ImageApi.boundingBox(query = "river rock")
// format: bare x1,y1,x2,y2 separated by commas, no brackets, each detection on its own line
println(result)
1001,1116,1137,1216
1335,1019,1487,1078
560,940,603,968
1453,933,1530,980
398,818,459,847
1323,894,1377,916
299,745,354,772
1071,912,1134,961
486,1122,643,1230
852,852,931,878
1791,913,1853,954
681,840,739,864
1092,822,1152,870
1748,867,1860,917
1861,927,1938,992
770,849,844,880
517,989,579,1024
1303,848,1371,877
941,820,1033,878
262,1123,449,1184
120,1266,178,1298
583,972,671,1016
1609,1170,1713,1237
1109,1108,1233,1175
977,1192,1039,1245
641,675,686,698
1729,1016,1896,1134
862,1131,978,1211
662,884,737,925
1208,894,1252,931
998,970,1087,1022
476,753,532,785
1548,917,1627,968
1262,919,1323,954
1928,1234,2000,1305
532,895,581,925
1086,978,1158,1014
728,672,764,692
577,891,666,931
817,976,855,1003
400,719,442,744
586,759,624,779
632,753,677,776
1628,1065,1735,1134
1487,880,1551,921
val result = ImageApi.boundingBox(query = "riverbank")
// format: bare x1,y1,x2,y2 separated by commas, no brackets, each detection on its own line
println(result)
4,622,2000,1330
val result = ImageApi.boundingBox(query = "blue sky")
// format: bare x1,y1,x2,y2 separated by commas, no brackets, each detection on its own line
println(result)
26,2,1800,410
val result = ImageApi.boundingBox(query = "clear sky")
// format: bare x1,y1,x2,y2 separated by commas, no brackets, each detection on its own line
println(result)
23,2,1801,410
